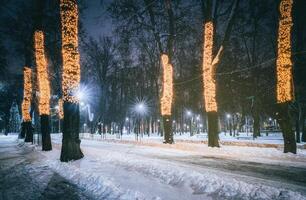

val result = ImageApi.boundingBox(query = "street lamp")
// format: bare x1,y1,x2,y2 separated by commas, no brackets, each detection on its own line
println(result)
133,101,148,140
226,114,232,136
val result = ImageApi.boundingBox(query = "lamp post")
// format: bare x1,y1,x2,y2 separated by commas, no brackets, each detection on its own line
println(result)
133,102,148,141
126,117,130,134
226,114,232,136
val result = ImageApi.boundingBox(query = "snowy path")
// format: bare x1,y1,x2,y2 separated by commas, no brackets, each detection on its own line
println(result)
50,137,306,199
0,136,94,200
78,140,306,195
1,135,306,200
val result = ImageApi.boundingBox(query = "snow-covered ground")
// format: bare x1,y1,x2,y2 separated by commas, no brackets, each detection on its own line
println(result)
79,132,306,149
1,134,306,200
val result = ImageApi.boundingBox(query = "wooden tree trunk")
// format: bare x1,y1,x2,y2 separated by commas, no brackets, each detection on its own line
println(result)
24,122,33,143
301,108,306,142
296,117,300,143
276,103,296,154
207,112,219,147
163,116,173,144
20,122,26,139
41,115,52,151
60,102,83,162
253,112,260,138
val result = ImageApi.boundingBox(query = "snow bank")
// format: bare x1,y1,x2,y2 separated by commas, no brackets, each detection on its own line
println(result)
90,150,306,200
44,157,149,200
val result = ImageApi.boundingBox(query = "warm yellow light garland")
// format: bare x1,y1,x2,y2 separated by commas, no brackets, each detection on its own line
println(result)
160,54,173,116
276,0,294,103
202,21,217,112
22,67,32,122
34,31,51,115
58,98,64,119
60,0,80,103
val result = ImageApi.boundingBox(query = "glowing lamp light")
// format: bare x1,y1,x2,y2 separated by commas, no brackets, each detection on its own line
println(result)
202,21,217,112
276,0,294,103
136,103,145,113
76,90,84,101
133,101,148,116
60,0,81,103
22,67,32,122
160,54,173,116
186,110,192,117
34,31,50,115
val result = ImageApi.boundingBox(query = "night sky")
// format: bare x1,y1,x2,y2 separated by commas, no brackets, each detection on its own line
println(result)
2,0,112,74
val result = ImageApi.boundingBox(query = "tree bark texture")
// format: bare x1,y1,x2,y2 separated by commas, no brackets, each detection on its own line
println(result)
207,112,219,147
24,121,33,143
163,115,173,144
60,102,84,162
41,115,52,151
276,103,297,154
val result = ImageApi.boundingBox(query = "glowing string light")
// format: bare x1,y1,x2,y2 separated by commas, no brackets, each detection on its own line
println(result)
202,21,217,112
58,98,64,119
60,0,80,103
160,54,173,116
22,67,32,122
276,0,294,103
34,31,51,115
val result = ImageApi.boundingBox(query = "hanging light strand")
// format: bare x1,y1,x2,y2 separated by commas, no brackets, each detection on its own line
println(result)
60,0,80,103
160,54,173,116
58,98,64,119
22,67,32,122
34,31,50,115
276,0,294,103
202,21,217,112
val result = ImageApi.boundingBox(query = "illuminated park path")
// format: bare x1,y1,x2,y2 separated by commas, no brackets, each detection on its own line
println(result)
1,134,306,200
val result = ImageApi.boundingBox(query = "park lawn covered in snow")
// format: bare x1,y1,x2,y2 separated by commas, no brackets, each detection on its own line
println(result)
74,133,306,168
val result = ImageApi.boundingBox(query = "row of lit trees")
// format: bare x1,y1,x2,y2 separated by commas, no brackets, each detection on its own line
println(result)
160,0,296,153
21,0,83,161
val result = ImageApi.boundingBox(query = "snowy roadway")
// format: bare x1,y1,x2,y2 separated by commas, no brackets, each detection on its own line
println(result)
1,135,306,200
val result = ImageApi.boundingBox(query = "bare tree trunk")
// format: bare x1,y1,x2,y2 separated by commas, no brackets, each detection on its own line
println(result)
41,115,52,151
276,103,296,154
301,106,306,142
20,122,26,139
253,111,260,138
207,112,219,147
24,122,33,143
60,102,83,162
163,115,173,144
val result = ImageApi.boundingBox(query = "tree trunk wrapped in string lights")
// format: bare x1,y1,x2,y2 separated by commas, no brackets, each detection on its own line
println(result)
202,21,219,147
21,67,33,140
276,0,294,104
160,54,174,144
34,30,52,151
58,98,64,133
275,0,296,153
58,98,64,120
60,0,83,162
